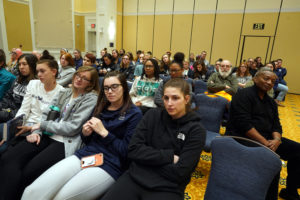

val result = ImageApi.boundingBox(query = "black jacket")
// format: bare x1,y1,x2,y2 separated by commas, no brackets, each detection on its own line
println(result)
0,79,28,122
127,108,206,195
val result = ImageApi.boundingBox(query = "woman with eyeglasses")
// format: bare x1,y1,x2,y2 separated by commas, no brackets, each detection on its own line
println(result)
130,58,162,114
0,66,99,200
102,78,206,200
22,71,142,200
117,53,135,81
154,52,193,107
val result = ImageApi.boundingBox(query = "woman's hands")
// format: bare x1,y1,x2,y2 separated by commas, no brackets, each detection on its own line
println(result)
31,123,41,133
82,117,108,138
15,126,32,137
26,133,41,145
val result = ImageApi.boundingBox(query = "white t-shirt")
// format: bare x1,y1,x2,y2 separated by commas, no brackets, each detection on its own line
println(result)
16,80,64,125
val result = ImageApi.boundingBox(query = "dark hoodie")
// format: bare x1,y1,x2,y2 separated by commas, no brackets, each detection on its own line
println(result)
127,107,206,196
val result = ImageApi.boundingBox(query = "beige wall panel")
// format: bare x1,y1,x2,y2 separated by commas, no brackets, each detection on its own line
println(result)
74,0,96,13
116,14,123,50
281,0,300,11
139,0,155,13
195,0,217,12
137,15,154,52
242,13,279,36
241,37,269,63
33,0,73,49
174,0,194,12
3,0,32,51
245,0,281,11
272,12,300,94
75,15,85,51
211,13,243,65
152,15,172,58
217,0,245,11
171,14,193,57
190,14,214,56
155,0,174,13
124,0,138,14
123,16,137,53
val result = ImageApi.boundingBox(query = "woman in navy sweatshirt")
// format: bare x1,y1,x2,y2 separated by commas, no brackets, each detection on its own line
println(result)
22,71,142,200
103,78,206,200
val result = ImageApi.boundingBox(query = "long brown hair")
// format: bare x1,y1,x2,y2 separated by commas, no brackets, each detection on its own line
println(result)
17,54,37,83
93,71,132,116
193,60,207,78
237,62,250,77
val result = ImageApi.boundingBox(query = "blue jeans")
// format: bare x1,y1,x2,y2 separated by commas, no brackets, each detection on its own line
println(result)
275,83,288,101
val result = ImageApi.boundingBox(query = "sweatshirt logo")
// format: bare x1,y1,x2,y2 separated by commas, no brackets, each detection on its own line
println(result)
177,132,185,141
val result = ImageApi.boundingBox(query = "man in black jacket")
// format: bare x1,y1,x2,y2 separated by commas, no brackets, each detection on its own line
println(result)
226,70,300,200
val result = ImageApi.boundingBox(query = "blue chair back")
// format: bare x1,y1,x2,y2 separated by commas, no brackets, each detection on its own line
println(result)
194,80,207,94
204,136,282,200
195,94,227,133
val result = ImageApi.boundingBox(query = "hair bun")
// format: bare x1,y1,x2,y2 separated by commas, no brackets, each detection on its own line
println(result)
173,52,185,64
40,50,55,60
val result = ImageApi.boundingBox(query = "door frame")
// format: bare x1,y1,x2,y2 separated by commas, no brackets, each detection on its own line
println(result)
239,35,272,65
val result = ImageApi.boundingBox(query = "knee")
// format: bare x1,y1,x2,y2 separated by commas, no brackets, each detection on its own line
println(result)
22,184,39,200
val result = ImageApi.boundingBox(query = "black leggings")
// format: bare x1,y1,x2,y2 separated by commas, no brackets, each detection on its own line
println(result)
102,172,183,200
267,137,300,200
0,136,65,200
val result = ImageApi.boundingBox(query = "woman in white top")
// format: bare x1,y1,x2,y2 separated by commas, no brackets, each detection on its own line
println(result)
0,63,99,200
130,58,162,114
57,53,76,87
232,62,252,88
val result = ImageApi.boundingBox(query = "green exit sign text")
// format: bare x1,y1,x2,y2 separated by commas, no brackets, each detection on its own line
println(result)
253,23,265,30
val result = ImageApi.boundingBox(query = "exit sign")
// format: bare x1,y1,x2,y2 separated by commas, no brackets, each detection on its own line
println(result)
253,23,265,30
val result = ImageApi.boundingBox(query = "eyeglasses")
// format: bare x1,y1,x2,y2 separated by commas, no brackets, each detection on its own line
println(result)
145,65,154,69
220,65,231,68
75,74,91,82
103,84,121,92
122,57,129,60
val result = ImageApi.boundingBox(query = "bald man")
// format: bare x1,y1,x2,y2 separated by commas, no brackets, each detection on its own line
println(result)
207,60,238,95
226,70,300,200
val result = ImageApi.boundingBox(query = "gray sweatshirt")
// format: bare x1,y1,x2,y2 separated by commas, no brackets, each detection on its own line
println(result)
34,88,98,157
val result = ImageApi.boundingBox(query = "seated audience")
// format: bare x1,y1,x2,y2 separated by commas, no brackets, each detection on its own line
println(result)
183,59,192,79
0,65,99,199
99,53,117,76
232,62,252,88
117,53,135,81
154,52,193,107
0,49,16,101
130,58,162,114
112,49,121,65
73,49,83,70
134,53,145,77
102,78,206,200
22,71,142,200
189,60,212,81
83,52,97,69
160,53,171,74
7,48,23,75
0,54,37,123
197,51,210,68
207,60,238,96
57,53,76,87
274,59,288,106
226,69,300,200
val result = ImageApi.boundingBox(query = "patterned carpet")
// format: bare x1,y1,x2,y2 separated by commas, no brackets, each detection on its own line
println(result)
184,94,300,200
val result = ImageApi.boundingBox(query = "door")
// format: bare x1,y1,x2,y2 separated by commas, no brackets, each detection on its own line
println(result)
239,36,271,65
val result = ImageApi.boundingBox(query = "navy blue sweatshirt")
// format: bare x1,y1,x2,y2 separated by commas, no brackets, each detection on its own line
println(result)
75,104,142,180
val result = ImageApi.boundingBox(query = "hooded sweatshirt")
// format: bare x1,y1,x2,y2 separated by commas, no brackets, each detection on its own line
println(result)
127,108,206,195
